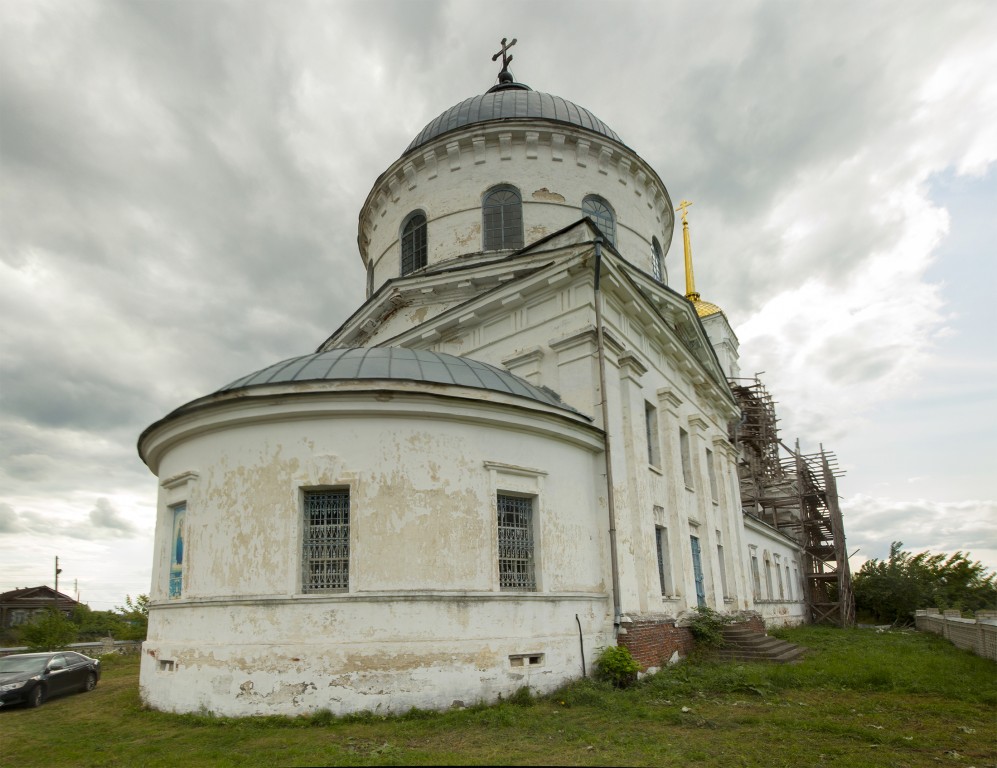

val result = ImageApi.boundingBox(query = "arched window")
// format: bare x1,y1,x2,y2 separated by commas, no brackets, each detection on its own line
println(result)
582,195,616,245
651,237,665,283
482,185,524,250
401,212,427,275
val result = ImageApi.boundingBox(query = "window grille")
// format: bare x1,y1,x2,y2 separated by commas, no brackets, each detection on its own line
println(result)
651,237,664,282
497,494,536,591
582,196,616,245
483,186,524,250
401,213,427,275
302,490,350,592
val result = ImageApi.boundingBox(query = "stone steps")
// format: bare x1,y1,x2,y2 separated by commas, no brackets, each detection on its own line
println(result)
716,627,807,663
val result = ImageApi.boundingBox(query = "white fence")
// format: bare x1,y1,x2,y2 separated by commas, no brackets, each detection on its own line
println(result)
914,609,997,662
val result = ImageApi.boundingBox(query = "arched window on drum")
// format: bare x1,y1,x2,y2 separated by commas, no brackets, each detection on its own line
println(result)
482,185,524,250
582,195,616,246
400,211,427,275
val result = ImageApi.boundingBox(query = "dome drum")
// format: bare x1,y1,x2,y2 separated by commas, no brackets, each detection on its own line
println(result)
359,121,674,293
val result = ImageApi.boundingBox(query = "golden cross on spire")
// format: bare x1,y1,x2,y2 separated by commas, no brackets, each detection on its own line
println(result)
676,199,693,224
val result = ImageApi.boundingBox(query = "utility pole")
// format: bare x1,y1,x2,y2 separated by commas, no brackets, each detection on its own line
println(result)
54,556,62,615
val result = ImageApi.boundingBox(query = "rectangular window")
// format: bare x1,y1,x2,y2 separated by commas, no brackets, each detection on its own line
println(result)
169,502,186,599
690,535,706,607
302,490,350,593
776,559,785,599
679,428,693,488
751,555,761,600
498,494,536,591
716,531,729,598
706,448,718,502
785,565,792,600
764,557,773,599
655,525,671,595
645,401,660,467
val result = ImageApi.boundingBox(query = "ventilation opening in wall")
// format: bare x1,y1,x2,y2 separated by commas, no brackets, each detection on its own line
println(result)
509,653,545,667
158,659,175,672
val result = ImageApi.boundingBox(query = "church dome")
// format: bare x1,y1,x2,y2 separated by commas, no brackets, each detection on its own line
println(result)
219,346,578,414
691,298,723,319
404,85,623,156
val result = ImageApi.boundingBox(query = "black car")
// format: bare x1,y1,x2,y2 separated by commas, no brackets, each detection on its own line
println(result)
0,652,101,708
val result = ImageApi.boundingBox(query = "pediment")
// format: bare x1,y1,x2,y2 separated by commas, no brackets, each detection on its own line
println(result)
319,220,603,351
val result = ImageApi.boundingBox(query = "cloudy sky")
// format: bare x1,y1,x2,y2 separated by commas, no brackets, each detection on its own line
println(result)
1,0,995,610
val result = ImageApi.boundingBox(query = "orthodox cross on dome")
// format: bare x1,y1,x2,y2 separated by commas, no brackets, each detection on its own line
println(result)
492,37,517,83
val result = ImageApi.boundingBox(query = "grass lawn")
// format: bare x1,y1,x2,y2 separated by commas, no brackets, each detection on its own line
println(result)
1,626,994,767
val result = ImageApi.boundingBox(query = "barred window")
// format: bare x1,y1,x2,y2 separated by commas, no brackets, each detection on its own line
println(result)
582,195,616,245
497,494,536,591
302,490,350,593
651,237,665,282
483,186,524,250
401,212,427,275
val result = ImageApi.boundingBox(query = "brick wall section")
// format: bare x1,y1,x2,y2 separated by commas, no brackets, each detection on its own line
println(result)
733,616,766,634
618,617,694,669
619,615,767,670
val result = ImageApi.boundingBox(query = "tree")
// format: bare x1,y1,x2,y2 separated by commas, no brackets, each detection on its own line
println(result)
71,604,127,640
853,541,997,625
114,594,150,641
20,608,79,651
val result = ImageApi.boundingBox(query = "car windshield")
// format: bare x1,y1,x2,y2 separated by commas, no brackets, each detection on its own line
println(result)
0,656,50,674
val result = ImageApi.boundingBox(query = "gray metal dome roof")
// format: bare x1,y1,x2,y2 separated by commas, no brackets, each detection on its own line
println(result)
219,347,579,414
404,88,623,155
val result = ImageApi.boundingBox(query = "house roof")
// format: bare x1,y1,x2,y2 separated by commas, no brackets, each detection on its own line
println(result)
0,586,77,604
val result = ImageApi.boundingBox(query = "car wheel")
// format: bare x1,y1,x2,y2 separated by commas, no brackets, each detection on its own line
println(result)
27,685,44,708
83,672,98,692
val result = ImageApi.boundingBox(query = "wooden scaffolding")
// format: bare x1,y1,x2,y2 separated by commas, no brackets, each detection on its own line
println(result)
730,377,855,627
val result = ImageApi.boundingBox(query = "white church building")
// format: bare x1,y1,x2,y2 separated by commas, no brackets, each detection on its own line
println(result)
138,44,843,716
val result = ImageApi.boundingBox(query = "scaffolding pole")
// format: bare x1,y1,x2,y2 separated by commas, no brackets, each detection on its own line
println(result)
730,377,855,628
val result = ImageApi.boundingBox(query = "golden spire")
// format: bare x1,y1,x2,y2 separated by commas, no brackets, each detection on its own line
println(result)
676,199,723,319
677,200,699,302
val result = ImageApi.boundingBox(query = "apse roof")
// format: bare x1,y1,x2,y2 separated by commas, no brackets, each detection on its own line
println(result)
219,347,580,415
404,86,623,155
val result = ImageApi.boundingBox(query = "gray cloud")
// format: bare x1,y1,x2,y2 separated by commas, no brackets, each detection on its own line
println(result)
88,498,137,536
0,503,25,533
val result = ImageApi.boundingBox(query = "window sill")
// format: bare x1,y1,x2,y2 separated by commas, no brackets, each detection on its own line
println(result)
648,464,663,476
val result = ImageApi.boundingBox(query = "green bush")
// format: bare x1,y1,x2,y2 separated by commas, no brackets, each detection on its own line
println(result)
20,608,78,651
686,606,732,647
594,644,640,688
